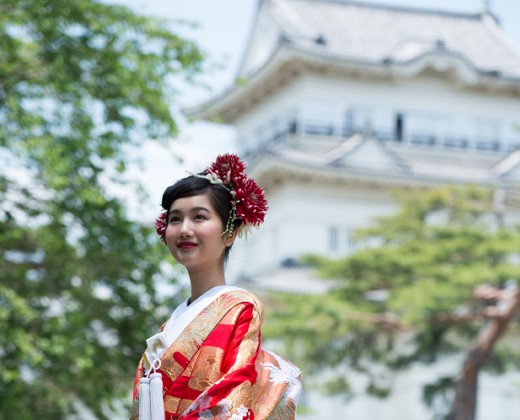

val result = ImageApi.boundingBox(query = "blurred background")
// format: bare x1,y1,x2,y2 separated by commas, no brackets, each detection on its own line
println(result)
1,0,520,419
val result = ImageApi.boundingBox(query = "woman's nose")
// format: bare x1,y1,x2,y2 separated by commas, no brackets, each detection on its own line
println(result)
179,219,193,237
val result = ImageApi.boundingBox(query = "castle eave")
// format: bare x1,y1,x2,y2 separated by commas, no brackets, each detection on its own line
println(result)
249,153,520,197
185,46,520,124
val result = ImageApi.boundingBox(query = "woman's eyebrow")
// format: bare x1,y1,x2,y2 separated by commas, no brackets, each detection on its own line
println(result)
169,206,211,214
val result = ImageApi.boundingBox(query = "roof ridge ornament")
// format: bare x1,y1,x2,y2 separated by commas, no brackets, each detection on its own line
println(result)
483,0,491,15
314,34,327,46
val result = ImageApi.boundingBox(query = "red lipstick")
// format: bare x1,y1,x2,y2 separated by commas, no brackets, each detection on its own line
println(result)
177,241,197,249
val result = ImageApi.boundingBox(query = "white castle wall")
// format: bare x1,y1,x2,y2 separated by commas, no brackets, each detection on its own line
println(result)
229,179,398,278
226,71,520,280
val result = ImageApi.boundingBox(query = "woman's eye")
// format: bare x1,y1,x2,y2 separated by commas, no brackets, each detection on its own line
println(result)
194,214,207,221
169,217,181,224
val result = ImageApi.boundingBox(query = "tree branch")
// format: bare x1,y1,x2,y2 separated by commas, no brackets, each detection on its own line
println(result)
344,285,520,334
343,311,405,330
447,285,520,420
343,284,520,420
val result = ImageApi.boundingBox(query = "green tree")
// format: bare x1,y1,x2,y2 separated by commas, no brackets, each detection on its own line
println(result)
0,0,203,418
266,185,520,420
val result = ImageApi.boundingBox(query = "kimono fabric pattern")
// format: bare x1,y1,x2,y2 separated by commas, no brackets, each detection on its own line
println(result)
130,290,301,420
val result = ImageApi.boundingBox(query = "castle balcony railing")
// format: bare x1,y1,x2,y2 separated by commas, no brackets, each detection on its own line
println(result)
241,106,520,161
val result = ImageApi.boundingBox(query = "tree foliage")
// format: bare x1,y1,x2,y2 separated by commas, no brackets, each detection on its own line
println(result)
266,185,520,419
0,0,202,418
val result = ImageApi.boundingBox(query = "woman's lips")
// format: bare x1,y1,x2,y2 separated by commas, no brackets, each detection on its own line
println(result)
177,241,197,249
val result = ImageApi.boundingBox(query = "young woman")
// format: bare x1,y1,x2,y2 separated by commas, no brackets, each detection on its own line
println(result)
131,154,301,420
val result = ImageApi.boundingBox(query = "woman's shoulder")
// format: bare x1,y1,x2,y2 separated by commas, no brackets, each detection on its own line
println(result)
220,286,264,314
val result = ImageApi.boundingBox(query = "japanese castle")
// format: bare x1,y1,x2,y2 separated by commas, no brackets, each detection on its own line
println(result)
189,0,520,418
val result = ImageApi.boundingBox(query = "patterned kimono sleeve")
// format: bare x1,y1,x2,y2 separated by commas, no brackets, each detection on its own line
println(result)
180,300,263,419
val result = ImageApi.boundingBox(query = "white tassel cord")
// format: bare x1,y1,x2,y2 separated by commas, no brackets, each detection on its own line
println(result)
140,348,165,419
139,377,151,420
149,372,165,420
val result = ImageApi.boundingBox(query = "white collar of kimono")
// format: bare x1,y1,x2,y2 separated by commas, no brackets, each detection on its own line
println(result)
144,285,242,373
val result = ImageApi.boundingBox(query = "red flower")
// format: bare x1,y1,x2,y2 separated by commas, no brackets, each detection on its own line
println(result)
155,211,167,244
207,153,246,185
233,178,268,227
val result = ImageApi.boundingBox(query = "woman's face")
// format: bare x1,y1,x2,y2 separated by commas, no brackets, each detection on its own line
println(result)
165,193,234,271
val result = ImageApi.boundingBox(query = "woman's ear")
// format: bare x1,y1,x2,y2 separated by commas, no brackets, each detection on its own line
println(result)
223,229,239,247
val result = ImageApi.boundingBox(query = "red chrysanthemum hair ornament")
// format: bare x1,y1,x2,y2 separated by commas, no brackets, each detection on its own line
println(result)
155,211,167,244
155,154,268,244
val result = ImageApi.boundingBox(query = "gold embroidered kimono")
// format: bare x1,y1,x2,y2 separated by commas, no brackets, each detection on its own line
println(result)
131,290,301,419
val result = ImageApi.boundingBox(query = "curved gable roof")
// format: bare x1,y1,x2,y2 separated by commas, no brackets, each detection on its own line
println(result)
187,0,520,122
261,0,520,80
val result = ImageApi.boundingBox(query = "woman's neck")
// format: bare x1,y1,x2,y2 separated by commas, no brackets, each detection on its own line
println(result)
187,266,226,303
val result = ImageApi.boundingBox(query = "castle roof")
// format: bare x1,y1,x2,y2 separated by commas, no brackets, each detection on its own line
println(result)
246,133,520,205
188,0,520,122
257,0,520,80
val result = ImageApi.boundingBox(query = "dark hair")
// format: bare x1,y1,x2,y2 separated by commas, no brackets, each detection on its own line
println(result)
161,175,242,262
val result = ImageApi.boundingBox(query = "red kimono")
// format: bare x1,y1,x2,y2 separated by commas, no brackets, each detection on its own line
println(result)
130,289,301,419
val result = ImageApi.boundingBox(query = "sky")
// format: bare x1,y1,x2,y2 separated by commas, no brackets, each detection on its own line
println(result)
105,0,520,219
